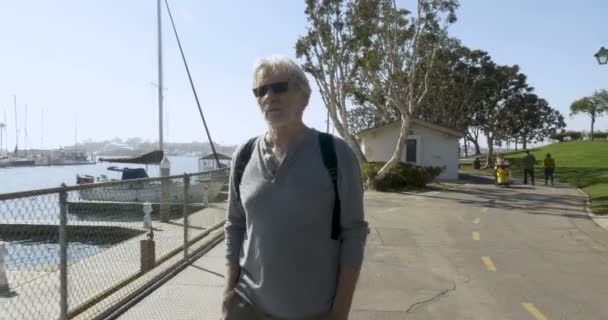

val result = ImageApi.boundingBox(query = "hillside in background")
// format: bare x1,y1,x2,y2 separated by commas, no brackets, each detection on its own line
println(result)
63,138,237,157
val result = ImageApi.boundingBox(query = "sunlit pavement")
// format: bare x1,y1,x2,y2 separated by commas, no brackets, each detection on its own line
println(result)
120,177,608,319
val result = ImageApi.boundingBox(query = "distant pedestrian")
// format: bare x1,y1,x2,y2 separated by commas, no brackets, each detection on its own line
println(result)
544,153,555,186
522,150,536,185
473,157,481,170
221,56,368,320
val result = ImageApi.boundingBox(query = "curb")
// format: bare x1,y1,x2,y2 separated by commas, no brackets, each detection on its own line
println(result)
576,188,608,231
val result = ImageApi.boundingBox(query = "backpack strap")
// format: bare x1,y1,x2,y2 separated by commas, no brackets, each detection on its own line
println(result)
234,137,258,202
318,132,341,240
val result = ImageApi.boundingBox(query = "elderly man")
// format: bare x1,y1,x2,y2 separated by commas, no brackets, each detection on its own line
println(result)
522,150,536,185
221,56,368,320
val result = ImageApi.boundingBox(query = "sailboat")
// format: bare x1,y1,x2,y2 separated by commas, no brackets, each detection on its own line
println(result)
74,0,225,205
76,150,223,204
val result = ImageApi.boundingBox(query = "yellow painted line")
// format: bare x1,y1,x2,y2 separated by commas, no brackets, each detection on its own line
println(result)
522,303,548,320
472,232,480,241
473,217,481,224
481,256,496,271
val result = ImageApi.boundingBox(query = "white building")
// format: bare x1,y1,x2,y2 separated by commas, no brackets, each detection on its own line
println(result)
356,119,464,181
198,152,231,172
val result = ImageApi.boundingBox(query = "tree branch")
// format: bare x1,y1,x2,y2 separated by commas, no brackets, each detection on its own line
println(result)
415,47,438,107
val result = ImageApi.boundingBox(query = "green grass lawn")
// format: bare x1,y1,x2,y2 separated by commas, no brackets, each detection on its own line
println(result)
503,141,608,215
459,162,494,176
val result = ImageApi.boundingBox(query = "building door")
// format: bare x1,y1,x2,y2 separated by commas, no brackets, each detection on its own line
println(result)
406,139,417,163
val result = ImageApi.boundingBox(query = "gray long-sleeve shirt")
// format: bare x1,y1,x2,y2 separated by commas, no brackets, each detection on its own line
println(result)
224,128,368,319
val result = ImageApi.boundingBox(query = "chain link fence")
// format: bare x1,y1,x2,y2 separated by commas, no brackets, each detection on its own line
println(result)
0,168,229,320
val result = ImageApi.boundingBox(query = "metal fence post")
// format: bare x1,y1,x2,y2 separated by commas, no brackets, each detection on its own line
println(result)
183,174,190,259
59,184,68,320
160,158,171,222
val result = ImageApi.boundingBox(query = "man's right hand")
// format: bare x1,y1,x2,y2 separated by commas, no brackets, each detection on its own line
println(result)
220,289,237,319
220,262,241,319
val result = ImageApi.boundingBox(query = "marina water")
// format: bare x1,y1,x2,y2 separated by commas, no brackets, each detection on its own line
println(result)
0,156,204,269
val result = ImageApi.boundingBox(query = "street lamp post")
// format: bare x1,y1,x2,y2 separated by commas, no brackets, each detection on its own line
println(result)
594,46,608,65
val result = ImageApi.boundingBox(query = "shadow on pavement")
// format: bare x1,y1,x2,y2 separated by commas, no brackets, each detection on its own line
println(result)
400,174,591,221
190,264,224,278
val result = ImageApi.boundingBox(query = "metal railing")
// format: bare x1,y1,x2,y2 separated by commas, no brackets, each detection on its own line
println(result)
0,168,229,320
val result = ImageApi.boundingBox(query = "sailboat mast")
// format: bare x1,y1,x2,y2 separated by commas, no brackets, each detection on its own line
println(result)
74,113,78,148
157,0,164,151
41,108,44,148
13,95,18,153
0,111,3,154
3,109,6,153
24,104,28,155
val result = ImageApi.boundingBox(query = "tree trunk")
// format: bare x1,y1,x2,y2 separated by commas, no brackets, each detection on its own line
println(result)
327,108,367,165
464,138,469,158
522,139,527,150
471,138,481,155
591,116,595,141
514,138,518,151
343,131,367,165
467,128,483,155
483,134,495,169
375,115,412,180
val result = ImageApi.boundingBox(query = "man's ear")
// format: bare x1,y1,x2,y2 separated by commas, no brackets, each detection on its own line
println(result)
301,93,310,111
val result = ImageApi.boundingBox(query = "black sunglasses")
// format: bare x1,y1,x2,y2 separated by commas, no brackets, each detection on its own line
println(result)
252,82,289,98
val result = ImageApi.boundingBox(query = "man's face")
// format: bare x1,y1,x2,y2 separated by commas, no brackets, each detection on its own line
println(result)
253,70,306,128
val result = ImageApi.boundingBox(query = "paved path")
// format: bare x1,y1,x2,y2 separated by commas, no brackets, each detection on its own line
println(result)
119,178,608,319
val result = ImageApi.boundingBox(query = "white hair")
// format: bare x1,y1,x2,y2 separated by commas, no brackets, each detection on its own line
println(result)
252,55,311,100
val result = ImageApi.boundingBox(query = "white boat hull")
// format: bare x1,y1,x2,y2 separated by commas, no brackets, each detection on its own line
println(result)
78,179,224,204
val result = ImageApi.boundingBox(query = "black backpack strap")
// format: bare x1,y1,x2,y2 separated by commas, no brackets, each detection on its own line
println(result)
234,137,258,202
318,133,341,240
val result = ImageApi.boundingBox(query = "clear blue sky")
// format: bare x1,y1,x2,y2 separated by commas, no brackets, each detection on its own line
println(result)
0,0,606,150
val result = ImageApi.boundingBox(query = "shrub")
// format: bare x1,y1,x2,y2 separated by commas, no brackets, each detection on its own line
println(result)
591,131,608,139
549,132,566,142
361,161,444,191
361,162,383,182
566,131,583,140
550,131,583,142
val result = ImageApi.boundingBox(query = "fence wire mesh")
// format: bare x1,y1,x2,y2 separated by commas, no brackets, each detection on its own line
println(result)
0,193,63,320
188,170,229,245
0,168,229,320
